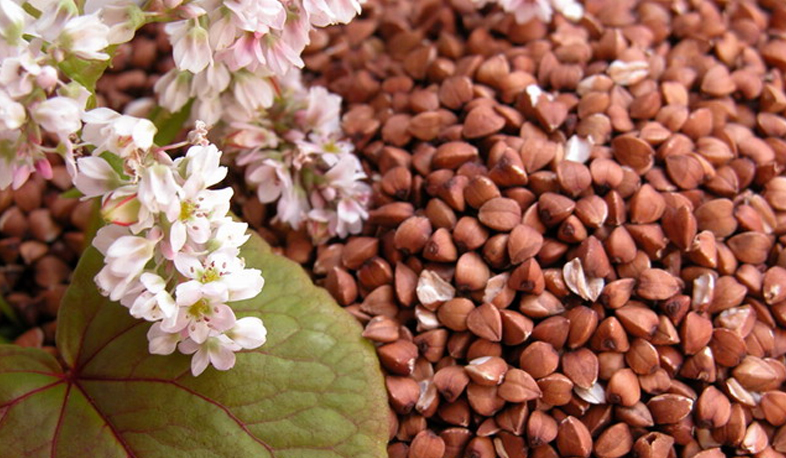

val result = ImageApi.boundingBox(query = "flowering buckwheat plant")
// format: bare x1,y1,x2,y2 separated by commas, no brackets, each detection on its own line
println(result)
224,71,372,244
0,0,373,376
77,120,267,376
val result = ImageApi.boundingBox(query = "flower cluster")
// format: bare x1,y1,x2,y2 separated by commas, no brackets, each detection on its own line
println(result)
154,0,362,124
224,72,370,244
472,0,584,23
76,119,266,376
0,0,116,190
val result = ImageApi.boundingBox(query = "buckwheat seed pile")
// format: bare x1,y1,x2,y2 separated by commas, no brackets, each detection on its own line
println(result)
296,0,786,456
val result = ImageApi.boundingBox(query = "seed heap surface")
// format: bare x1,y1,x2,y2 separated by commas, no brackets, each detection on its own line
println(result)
298,0,786,456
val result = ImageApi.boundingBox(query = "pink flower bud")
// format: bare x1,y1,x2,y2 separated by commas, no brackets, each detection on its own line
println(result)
101,192,141,226
35,158,53,180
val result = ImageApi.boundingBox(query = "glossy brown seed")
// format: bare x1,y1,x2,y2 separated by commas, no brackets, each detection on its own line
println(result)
562,348,599,389
498,368,541,403
594,423,633,458
606,368,640,407
647,394,694,424
467,303,503,342
394,216,432,254
527,410,558,448
556,416,592,458
519,341,559,379
432,142,479,170
378,340,419,375
695,385,731,432
508,224,543,264
626,338,659,375
433,365,470,403
408,430,445,458
478,197,521,231
637,268,681,301
616,304,659,338
465,356,508,386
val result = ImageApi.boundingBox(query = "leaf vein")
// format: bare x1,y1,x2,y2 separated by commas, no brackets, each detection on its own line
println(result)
73,380,139,458
50,382,72,458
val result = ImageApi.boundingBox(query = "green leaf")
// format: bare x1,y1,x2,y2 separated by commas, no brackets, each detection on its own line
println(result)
59,188,84,199
149,100,194,147
0,294,20,327
0,233,388,457
58,51,114,96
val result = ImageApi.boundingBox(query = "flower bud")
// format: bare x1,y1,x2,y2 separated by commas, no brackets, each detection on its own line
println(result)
101,192,141,226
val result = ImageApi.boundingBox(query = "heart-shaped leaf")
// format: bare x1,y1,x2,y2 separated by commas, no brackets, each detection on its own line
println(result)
0,232,388,457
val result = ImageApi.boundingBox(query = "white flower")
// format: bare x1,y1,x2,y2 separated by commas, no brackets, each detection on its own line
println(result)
58,13,111,60
164,295,237,344
154,70,192,113
551,0,583,21
190,95,223,125
35,0,75,42
0,88,25,130
208,10,237,51
82,108,157,157
0,51,38,98
174,250,264,305
191,62,231,98
335,195,367,238
182,143,228,193
74,156,122,197
277,183,309,228
128,273,177,321
305,0,361,26
233,71,274,114
0,0,29,46
105,235,157,277
259,33,304,76
209,219,251,251
93,224,131,255
85,0,145,44
137,163,180,214
147,322,182,355
179,334,241,376
302,86,341,134
168,20,212,73
224,0,286,33
168,187,232,252
32,96,82,138
246,159,289,203
226,316,267,349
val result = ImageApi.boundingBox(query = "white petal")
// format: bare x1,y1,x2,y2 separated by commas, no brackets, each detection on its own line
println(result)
156,291,177,319
174,253,203,278
208,339,236,371
140,272,166,293
170,220,187,253
189,320,211,344
176,281,203,306
147,322,181,355
225,269,264,302
227,317,266,349
208,303,236,333
190,347,210,376
92,224,130,255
